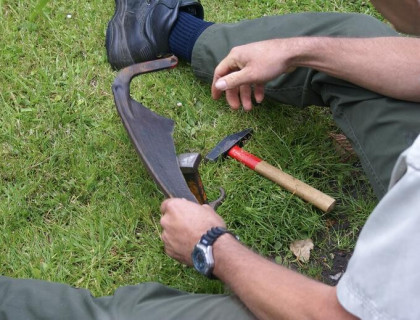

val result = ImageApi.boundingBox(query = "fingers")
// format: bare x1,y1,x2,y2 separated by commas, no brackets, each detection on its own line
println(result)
216,84,264,111
212,69,248,100
159,198,226,266
211,75,224,101
211,57,265,110
225,87,241,110
160,198,170,214
160,198,185,228
254,84,265,104
160,197,188,214
160,198,226,233
211,56,240,100
240,85,253,111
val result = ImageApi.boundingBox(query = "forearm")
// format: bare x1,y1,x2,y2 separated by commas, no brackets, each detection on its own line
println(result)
212,235,356,320
287,36,420,102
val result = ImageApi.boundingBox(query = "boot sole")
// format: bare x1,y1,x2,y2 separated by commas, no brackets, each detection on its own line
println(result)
106,0,134,70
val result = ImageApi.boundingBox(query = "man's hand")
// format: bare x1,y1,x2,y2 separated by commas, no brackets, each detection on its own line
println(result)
211,39,296,111
160,198,226,265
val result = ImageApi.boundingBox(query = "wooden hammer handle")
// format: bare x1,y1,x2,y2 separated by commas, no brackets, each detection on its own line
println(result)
255,161,336,213
228,145,336,212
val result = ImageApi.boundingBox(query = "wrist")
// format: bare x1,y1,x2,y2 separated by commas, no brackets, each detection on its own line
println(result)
284,37,326,71
191,226,239,278
211,232,244,278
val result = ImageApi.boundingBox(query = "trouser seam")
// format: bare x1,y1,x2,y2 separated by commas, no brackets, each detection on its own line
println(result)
330,103,387,196
265,86,303,93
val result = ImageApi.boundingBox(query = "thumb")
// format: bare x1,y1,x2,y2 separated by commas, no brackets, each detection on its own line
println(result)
214,70,247,91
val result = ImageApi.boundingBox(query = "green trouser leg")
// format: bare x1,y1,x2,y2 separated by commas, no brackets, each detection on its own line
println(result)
0,277,255,320
192,12,420,199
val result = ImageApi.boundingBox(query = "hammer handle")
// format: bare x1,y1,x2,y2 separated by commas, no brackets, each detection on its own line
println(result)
228,146,336,213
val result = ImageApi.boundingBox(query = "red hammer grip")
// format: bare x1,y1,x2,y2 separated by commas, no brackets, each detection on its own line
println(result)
227,145,262,169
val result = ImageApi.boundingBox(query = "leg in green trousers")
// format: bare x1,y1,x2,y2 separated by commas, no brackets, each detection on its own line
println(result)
0,277,255,320
192,12,420,199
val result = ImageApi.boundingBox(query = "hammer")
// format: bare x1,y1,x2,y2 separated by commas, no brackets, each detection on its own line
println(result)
205,128,336,213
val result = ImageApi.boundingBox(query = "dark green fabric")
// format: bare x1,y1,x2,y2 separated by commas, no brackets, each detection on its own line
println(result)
0,277,255,320
192,12,420,199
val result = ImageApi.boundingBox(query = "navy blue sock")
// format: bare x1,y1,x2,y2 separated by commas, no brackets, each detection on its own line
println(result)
169,11,213,63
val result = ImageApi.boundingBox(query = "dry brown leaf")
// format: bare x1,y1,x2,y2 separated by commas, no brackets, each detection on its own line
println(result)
290,239,314,263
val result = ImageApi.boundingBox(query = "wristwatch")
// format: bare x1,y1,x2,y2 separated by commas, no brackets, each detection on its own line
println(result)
191,226,238,278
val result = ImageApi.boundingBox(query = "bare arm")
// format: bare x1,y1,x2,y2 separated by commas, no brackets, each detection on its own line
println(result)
370,0,420,35
160,198,357,320
212,235,356,320
212,37,420,110
294,37,420,101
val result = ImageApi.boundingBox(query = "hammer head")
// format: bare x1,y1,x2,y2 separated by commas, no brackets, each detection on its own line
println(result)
205,128,253,162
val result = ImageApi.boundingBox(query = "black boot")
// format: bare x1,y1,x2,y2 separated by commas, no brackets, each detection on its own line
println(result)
106,0,204,70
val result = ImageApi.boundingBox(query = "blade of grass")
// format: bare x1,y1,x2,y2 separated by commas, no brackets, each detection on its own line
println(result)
29,0,50,22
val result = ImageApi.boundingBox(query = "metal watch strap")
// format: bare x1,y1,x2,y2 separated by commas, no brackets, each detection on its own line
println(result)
199,226,238,246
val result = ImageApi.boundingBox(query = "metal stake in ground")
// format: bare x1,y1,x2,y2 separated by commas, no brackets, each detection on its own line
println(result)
205,128,336,213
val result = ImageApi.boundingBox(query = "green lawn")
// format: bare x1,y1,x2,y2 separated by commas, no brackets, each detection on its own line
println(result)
1,0,380,296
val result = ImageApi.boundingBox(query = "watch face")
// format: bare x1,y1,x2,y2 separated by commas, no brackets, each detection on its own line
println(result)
192,244,214,276
192,247,206,272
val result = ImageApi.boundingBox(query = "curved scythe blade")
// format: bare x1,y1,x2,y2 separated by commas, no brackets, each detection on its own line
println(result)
112,56,198,203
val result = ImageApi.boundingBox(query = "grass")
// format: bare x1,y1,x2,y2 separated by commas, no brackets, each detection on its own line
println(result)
0,0,380,296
